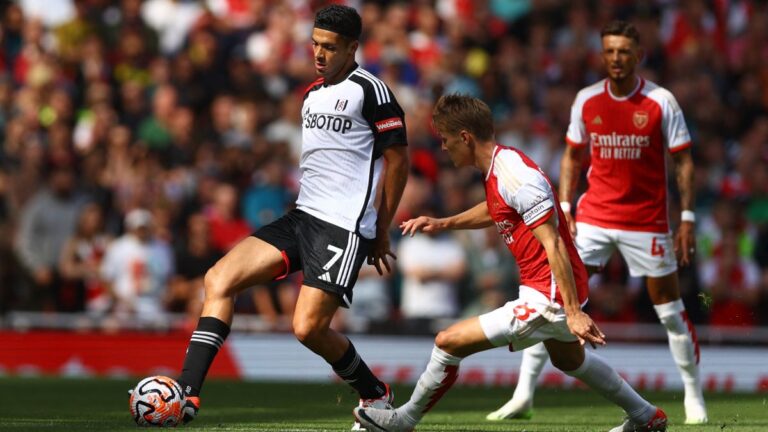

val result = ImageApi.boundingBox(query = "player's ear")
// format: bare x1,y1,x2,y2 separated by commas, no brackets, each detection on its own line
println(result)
460,130,471,145
347,39,359,55
635,46,646,65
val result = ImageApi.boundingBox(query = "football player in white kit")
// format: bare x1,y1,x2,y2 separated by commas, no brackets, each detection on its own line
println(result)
175,6,409,430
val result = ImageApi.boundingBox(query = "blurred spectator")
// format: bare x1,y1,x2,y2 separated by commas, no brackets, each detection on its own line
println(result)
585,255,642,324
53,0,96,65
397,212,467,319
264,95,303,163
245,278,298,332
58,202,111,314
203,94,236,148
18,0,74,28
103,0,158,52
118,80,149,131
342,262,393,329
242,157,291,230
205,182,251,253
100,208,173,325
697,199,755,260
141,0,204,55
0,169,17,312
168,213,221,325
15,164,84,310
137,84,176,151
699,230,760,327
458,226,518,317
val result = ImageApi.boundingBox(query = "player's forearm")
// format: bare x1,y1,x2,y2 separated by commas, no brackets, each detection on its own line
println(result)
674,150,695,211
442,202,493,230
559,146,582,204
533,218,581,314
377,147,409,234
548,238,582,315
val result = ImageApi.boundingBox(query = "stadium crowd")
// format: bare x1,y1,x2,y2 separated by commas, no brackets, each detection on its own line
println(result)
0,0,766,331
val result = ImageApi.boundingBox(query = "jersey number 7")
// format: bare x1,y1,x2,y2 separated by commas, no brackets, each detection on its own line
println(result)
323,245,344,271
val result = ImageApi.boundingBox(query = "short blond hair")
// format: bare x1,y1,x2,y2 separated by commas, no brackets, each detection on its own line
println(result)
432,94,494,141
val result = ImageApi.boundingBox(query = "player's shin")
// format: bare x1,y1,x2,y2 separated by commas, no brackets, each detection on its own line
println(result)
654,299,706,422
178,316,231,398
487,342,547,420
654,300,701,386
564,350,656,424
399,346,462,424
331,339,388,399
514,342,548,403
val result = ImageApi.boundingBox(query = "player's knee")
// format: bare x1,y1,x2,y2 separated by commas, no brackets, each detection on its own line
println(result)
546,343,584,372
434,329,460,354
550,355,581,372
292,319,321,345
203,267,230,300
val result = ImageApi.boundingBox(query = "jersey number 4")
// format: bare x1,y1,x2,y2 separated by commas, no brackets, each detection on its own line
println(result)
651,237,665,257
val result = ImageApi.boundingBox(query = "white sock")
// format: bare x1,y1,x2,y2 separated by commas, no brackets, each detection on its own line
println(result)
565,350,655,423
511,342,549,404
400,346,462,423
654,300,703,401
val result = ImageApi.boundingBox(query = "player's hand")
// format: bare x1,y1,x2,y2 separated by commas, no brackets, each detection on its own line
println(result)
563,211,577,239
33,267,54,285
399,216,445,237
368,230,396,275
565,311,606,348
674,221,695,267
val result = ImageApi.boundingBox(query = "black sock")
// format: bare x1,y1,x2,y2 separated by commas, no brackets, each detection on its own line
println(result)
331,341,386,399
178,317,230,397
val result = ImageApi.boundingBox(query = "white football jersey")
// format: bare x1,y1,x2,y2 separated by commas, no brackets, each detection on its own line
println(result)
296,65,407,239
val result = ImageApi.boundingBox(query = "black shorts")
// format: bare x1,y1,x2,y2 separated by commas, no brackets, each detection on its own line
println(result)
253,209,372,307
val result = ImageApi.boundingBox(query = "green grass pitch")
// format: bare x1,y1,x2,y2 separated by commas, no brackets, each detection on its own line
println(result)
1,377,766,431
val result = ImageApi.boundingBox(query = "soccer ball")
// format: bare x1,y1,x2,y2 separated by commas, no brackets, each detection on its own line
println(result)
129,376,184,427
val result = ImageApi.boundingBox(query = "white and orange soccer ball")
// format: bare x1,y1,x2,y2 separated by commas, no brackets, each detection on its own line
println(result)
129,376,184,427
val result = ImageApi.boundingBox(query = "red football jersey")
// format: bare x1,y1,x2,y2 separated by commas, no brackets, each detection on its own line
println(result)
566,78,692,233
485,145,589,305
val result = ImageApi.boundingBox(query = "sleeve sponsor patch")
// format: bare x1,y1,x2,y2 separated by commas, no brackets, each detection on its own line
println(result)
375,117,404,132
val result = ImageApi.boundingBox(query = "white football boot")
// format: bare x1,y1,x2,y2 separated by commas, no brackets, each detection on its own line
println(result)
351,384,394,431
353,407,416,432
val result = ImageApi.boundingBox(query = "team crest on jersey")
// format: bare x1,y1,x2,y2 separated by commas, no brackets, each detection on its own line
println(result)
335,99,348,112
633,111,649,129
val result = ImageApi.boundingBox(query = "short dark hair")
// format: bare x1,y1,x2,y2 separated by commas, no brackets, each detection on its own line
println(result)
432,94,495,141
601,20,640,45
314,5,362,41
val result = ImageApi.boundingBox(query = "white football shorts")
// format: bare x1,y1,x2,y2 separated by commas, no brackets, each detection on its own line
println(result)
574,222,677,278
479,286,578,351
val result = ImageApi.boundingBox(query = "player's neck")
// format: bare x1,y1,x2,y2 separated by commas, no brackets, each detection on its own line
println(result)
475,140,496,176
608,75,639,97
325,61,358,85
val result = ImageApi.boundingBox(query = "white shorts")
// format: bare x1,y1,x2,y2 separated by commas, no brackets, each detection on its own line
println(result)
575,222,677,278
478,287,578,352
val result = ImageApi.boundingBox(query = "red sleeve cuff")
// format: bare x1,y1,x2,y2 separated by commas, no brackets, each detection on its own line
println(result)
669,141,692,153
566,137,587,148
